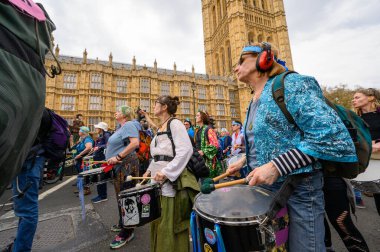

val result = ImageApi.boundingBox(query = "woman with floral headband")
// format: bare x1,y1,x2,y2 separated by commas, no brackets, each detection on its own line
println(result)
194,111,222,178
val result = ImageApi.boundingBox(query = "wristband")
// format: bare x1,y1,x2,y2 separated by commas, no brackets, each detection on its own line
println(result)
116,154,123,160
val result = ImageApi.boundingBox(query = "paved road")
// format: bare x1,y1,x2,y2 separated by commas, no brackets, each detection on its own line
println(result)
1,176,379,251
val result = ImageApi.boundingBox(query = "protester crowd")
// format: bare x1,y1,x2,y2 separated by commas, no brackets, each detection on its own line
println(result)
3,42,380,252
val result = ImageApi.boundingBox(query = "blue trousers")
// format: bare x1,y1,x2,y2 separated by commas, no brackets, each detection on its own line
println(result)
262,171,325,252
12,156,45,252
96,183,107,199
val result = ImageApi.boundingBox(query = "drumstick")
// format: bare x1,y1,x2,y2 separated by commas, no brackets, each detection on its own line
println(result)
201,178,249,194
126,175,154,181
139,179,149,185
87,163,105,168
87,161,108,164
135,179,149,188
204,172,231,184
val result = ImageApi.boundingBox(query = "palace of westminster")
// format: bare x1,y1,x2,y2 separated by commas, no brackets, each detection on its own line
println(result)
45,0,293,131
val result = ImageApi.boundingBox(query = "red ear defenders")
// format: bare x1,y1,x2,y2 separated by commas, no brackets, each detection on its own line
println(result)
256,42,274,72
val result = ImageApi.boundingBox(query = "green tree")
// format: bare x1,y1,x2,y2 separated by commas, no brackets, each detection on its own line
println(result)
322,84,356,109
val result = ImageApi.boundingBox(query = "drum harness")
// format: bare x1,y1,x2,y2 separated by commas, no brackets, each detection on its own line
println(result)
258,173,308,232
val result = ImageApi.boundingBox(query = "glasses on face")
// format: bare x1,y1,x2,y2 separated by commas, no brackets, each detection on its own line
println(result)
238,53,258,65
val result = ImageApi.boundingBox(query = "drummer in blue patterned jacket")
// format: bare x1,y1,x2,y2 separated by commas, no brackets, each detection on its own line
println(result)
227,42,357,252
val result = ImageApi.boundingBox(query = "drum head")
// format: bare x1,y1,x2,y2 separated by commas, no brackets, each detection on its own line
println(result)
79,167,103,175
194,185,273,225
354,159,380,182
120,183,158,196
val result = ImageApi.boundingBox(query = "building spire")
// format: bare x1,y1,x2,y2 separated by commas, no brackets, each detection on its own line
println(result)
109,52,113,66
132,56,136,70
83,49,87,64
54,44,60,57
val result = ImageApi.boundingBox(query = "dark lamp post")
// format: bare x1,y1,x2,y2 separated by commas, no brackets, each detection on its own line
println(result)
191,82,197,127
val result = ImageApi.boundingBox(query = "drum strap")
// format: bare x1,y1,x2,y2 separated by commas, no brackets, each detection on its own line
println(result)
266,173,309,220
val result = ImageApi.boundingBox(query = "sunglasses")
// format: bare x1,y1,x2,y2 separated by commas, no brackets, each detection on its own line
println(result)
238,53,258,65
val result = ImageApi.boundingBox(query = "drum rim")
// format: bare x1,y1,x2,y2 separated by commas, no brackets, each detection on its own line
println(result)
193,186,272,226
119,183,159,196
78,167,106,176
193,207,264,226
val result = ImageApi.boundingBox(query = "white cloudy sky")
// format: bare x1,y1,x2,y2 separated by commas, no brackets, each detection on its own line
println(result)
38,0,380,88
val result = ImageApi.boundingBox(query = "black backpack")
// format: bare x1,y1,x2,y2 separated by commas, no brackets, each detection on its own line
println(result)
167,118,210,179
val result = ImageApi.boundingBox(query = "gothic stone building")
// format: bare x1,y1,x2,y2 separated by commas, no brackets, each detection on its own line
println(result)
45,0,292,131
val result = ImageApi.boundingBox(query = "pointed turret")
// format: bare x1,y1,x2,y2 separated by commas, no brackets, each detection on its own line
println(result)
109,52,113,66
132,56,136,70
54,44,60,57
83,49,87,64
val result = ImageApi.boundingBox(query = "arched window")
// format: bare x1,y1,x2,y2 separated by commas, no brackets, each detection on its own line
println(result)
226,41,232,72
215,54,220,75
221,48,225,74
217,0,222,21
212,6,217,33
222,0,227,16
248,32,254,43
258,34,263,43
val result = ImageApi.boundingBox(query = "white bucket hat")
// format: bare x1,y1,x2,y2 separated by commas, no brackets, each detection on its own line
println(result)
94,122,108,131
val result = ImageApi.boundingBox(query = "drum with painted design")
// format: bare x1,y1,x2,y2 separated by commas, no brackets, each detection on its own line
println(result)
77,167,113,186
118,183,161,227
192,185,288,252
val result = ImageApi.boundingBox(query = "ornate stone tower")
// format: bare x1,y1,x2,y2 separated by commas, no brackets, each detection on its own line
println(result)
201,0,293,120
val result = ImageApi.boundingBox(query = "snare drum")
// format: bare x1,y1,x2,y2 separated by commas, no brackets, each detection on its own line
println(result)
351,159,380,193
77,167,113,186
192,185,288,252
118,183,161,227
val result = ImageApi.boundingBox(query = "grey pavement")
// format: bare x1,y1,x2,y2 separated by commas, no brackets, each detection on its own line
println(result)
1,176,379,251
0,178,149,252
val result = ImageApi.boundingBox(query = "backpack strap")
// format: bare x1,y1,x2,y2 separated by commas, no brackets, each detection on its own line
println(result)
272,70,299,127
166,118,177,157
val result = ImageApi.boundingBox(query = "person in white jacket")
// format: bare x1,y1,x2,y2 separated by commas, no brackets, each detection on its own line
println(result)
142,95,193,252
